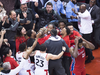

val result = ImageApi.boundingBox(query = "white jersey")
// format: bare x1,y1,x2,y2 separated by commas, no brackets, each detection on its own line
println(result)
34,51,49,75
0,58,26,75
16,51,35,75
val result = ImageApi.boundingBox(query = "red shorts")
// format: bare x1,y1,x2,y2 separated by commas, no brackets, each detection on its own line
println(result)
70,69,86,75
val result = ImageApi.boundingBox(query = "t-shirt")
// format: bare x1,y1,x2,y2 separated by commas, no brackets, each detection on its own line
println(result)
69,30,81,46
61,35,71,57
3,56,19,69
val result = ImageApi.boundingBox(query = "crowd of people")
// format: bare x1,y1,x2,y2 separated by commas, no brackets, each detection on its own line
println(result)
0,0,99,75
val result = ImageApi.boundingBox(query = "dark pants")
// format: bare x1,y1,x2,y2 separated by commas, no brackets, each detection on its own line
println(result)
82,33,94,60
8,40,16,57
62,56,72,75
49,59,67,75
71,22,79,31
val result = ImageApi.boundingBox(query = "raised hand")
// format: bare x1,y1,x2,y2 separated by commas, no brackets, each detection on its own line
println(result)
23,12,27,18
17,14,20,22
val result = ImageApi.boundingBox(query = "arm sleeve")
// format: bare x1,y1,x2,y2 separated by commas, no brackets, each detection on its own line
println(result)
10,59,26,75
94,8,100,24
8,22,19,31
20,18,27,23
16,38,20,52
34,6,44,15
56,12,62,20
78,12,89,19
60,3,66,14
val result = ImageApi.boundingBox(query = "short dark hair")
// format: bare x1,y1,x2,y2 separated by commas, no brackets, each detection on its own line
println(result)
51,29,57,36
19,43,26,52
3,47,10,57
39,44,47,51
46,2,53,7
65,27,70,35
9,10,15,16
58,19,67,25
66,23,73,27
78,38,83,44
47,23,56,29
27,29,32,37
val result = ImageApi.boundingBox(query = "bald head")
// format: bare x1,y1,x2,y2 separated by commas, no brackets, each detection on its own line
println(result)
79,4,86,13
9,10,17,20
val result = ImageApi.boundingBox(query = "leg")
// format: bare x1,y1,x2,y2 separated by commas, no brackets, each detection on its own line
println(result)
81,69,86,75
62,56,71,75
54,59,67,75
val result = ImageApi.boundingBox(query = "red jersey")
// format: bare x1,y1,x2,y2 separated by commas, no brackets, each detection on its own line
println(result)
69,30,81,46
3,56,19,69
16,36,29,52
61,35,71,57
70,45,86,72
38,34,51,45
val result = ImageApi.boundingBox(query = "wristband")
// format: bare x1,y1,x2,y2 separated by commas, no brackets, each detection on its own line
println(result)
62,50,65,52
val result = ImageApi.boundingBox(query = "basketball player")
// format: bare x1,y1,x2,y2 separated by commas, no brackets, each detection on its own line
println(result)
16,32,42,75
69,37,95,75
34,44,66,75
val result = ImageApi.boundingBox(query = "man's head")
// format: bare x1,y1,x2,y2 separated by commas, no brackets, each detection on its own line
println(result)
66,23,74,34
51,29,57,36
39,44,47,51
78,38,83,48
20,3,28,12
89,0,96,7
58,19,66,29
71,0,77,4
54,0,58,2
19,43,27,52
47,23,55,34
3,62,11,70
60,27,70,36
46,2,53,13
27,29,36,38
79,4,86,13
9,10,16,21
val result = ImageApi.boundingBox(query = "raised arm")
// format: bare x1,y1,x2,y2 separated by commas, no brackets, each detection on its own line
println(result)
0,30,6,48
69,37,79,58
47,46,66,60
82,37,95,50
23,32,42,59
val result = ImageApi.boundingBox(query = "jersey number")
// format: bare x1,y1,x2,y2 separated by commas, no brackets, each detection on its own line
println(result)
27,70,31,75
36,59,44,67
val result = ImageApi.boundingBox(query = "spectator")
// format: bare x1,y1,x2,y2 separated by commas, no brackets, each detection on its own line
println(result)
15,26,29,52
87,0,100,49
45,0,66,15
72,4,94,63
66,0,79,30
66,23,81,46
3,47,19,69
15,2,36,31
60,27,71,75
44,29,69,75
34,2,62,29
0,59,26,75
3,10,27,56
